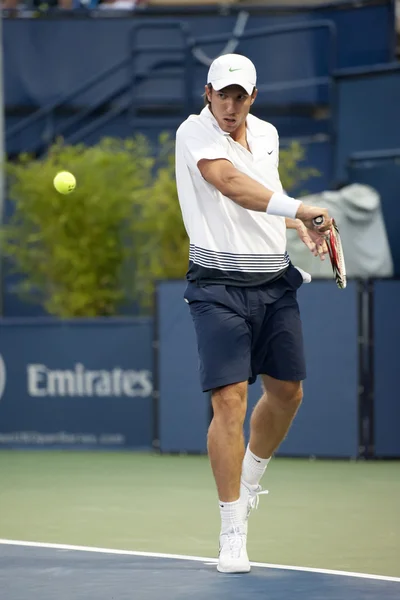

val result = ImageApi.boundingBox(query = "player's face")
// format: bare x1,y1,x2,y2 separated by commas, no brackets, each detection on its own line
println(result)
206,84,257,134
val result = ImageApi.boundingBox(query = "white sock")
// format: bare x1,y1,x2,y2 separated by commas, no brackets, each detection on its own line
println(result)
241,444,271,487
219,497,246,533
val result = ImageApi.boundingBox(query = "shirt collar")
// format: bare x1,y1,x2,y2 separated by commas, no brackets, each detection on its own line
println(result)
245,114,264,138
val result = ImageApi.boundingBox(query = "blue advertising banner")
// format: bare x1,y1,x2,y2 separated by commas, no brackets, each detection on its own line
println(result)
156,282,209,454
0,318,153,449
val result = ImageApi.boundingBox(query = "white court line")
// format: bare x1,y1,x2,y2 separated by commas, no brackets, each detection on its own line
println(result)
0,538,399,584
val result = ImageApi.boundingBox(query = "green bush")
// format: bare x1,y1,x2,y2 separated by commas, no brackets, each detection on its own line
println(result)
2,136,318,317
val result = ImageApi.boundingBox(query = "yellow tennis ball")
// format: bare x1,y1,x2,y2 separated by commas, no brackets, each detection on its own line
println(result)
53,171,76,195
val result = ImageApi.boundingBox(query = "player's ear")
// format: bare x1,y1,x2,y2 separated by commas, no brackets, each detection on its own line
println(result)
204,84,212,103
250,88,258,104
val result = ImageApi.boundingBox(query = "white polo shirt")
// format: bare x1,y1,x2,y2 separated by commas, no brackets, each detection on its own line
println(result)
175,106,288,286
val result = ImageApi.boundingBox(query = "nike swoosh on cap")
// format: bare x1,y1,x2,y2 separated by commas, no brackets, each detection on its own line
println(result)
229,67,242,72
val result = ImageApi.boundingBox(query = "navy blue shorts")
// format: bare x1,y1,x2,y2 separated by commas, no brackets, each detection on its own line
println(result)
184,264,307,392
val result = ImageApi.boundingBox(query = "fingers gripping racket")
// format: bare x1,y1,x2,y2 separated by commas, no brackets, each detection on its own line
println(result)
313,217,347,289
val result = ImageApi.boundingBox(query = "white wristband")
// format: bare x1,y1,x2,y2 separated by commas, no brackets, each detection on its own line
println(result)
266,192,302,219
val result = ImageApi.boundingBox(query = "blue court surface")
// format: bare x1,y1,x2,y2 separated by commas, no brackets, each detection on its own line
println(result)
1,540,399,600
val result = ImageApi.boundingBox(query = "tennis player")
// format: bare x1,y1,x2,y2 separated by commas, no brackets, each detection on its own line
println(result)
175,53,332,574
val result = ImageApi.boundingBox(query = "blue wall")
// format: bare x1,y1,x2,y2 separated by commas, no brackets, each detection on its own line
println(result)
4,2,394,108
335,66,400,181
373,281,400,457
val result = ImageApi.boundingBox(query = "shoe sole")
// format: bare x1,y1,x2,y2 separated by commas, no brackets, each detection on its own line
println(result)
217,564,251,574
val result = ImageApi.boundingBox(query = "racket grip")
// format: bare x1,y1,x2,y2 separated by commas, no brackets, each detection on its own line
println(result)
313,216,324,226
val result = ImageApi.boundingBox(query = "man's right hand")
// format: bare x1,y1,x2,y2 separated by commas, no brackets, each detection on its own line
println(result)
296,204,332,233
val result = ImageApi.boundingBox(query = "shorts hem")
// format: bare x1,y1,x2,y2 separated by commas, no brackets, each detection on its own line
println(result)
202,373,250,393
258,370,307,382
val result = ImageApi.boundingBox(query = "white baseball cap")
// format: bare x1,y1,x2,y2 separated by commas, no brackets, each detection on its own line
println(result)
207,53,257,96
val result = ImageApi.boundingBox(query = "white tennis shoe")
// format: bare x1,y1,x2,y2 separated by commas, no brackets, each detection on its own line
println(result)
217,524,250,573
217,483,268,574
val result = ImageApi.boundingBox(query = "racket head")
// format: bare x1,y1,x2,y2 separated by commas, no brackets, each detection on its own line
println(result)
326,219,347,289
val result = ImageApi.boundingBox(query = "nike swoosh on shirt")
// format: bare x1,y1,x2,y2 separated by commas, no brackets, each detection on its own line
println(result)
267,150,274,155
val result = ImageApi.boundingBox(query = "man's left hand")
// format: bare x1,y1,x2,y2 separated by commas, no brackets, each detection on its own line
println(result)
296,221,328,260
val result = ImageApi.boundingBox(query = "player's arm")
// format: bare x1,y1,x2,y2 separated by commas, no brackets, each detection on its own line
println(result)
198,158,276,211
198,158,331,231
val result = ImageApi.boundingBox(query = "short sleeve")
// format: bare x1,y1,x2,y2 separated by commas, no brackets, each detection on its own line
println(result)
177,122,232,174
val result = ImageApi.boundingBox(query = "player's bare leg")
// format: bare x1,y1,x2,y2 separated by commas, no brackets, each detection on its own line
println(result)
208,381,247,501
248,376,303,460
208,381,251,573
240,376,303,544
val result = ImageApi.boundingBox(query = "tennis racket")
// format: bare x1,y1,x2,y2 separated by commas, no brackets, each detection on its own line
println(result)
313,216,347,289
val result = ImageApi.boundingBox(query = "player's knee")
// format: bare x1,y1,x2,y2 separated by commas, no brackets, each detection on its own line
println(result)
267,380,303,410
281,382,303,408
211,382,247,428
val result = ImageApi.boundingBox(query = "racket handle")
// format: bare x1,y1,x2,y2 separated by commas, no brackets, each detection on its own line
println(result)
313,216,324,226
